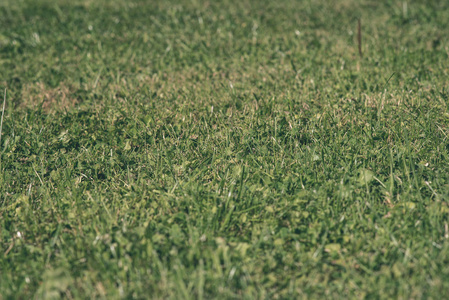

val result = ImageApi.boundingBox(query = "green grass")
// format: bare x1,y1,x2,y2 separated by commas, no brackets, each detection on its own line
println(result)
1,0,449,298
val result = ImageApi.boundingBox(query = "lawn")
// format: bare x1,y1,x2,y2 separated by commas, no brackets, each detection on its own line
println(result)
1,0,449,298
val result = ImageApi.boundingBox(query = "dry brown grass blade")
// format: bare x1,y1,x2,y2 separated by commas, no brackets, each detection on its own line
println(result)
0,89,6,150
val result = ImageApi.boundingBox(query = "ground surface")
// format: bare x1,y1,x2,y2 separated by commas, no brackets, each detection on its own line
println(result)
1,0,449,298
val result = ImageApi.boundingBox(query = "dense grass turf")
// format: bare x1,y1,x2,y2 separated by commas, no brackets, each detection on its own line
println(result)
1,0,449,298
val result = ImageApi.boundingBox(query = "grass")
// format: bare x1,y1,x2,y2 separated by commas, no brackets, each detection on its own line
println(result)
1,0,449,298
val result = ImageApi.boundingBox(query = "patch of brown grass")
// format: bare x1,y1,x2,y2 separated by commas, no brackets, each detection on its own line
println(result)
20,82,78,112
